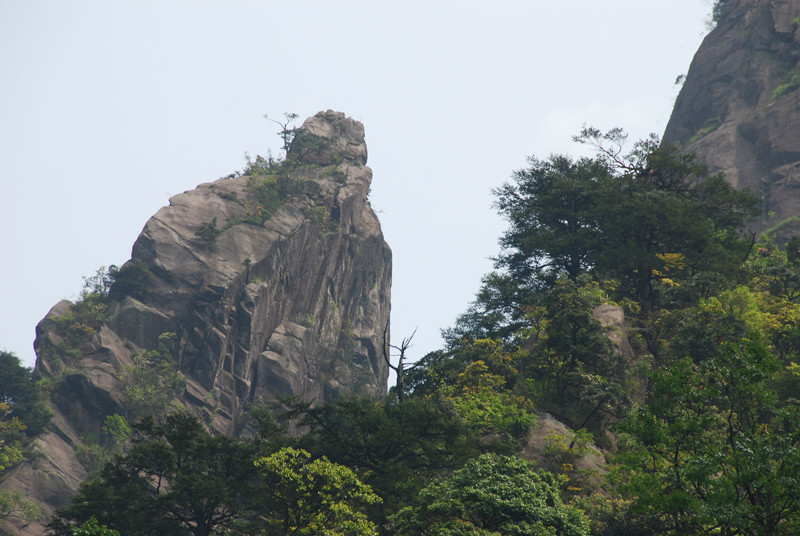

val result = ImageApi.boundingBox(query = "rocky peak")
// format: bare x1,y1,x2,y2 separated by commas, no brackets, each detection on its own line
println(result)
0,111,391,535
287,110,368,166
664,0,800,240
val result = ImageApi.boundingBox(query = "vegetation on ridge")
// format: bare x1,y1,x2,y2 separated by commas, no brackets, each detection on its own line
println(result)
197,113,342,250
6,117,800,534
0,351,49,526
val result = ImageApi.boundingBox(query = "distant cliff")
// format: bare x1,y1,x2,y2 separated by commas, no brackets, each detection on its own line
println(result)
664,0,800,241
0,111,392,535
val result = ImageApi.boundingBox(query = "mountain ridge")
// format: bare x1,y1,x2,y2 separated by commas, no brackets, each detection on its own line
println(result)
0,110,392,535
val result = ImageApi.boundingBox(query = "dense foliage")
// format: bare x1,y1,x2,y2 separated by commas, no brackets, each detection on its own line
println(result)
392,453,590,535
0,351,50,438
452,129,758,342
9,126,800,535
255,447,381,535
51,413,258,536
0,352,49,527
617,344,800,535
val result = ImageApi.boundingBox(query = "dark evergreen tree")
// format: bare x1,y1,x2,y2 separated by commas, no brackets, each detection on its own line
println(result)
51,413,256,536
453,129,759,341
283,395,482,523
0,351,50,438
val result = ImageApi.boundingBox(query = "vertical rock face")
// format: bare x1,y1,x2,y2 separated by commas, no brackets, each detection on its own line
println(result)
664,0,800,240
0,111,391,535
123,110,391,428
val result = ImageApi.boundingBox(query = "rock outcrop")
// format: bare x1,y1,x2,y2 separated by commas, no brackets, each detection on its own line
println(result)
518,304,634,495
0,111,391,535
664,0,800,241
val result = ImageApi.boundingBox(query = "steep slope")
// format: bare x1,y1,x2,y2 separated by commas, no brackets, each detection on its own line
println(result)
0,111,391,535
664,0,800,240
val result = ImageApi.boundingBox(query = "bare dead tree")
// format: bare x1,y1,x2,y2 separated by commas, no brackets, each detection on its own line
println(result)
382,322,419,402
264,112,299,156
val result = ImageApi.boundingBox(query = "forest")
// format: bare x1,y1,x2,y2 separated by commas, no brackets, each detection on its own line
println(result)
3,125,800,535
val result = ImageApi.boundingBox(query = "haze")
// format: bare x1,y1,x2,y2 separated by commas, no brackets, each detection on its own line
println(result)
0,1,711,368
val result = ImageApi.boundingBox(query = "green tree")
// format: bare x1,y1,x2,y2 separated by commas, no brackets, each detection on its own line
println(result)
521,277,633,436
404,338,535,445
0,402,24,473
0,401,32,528
265,112,299,156
75,414,131,477
0,351,50,437
392,453,590,536
77,263,152,303
119,333,185,420
80,267,116,300
282,395,481,522
444,358,535,441
52,412,256,536
741,235,800,302
443,271,524,342
0,353,47,528
50,272,113,364
494,154,610,286
574,128,758,312
254,447,380,536
467,129,759,339
616,342,800,535
436,277,632,438
195,218,221,248
70,517,120,536
107,261,152,301
0,489,41,529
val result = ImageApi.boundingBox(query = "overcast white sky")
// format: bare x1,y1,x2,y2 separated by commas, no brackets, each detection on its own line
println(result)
1,1,712,370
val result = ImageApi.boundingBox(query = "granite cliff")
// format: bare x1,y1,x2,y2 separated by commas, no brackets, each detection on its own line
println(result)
0,111,391,535
664,0,800,240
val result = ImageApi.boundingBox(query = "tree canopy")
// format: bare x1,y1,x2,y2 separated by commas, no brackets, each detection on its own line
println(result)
617,342,800,535
0,351,48,528
392,453,590,536
255,447,380,536
40,127,800,536
0,351,50,438
52,412,256,536
463,129,759,341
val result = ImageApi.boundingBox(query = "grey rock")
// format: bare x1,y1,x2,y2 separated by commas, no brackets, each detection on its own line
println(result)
592,304,635,361
664,0,800,241
0,111,391,535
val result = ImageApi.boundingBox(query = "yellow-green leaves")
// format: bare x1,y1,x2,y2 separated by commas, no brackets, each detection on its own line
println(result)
255,447,380,536
0,402,24,474
393,453,590,536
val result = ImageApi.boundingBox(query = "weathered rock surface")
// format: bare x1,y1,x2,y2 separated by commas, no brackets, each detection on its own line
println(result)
0,111,391,535
519,304,633,492
592,304,635,362
522,413,607,491
664,0,800,241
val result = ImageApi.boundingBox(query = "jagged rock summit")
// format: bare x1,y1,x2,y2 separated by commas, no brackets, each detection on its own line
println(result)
664,0,800,240
0,111,392,535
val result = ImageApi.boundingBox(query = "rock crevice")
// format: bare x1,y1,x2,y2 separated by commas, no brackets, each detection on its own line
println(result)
0,111,391,535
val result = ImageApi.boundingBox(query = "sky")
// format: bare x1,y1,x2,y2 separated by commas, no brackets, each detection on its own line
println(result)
0,1,712,370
